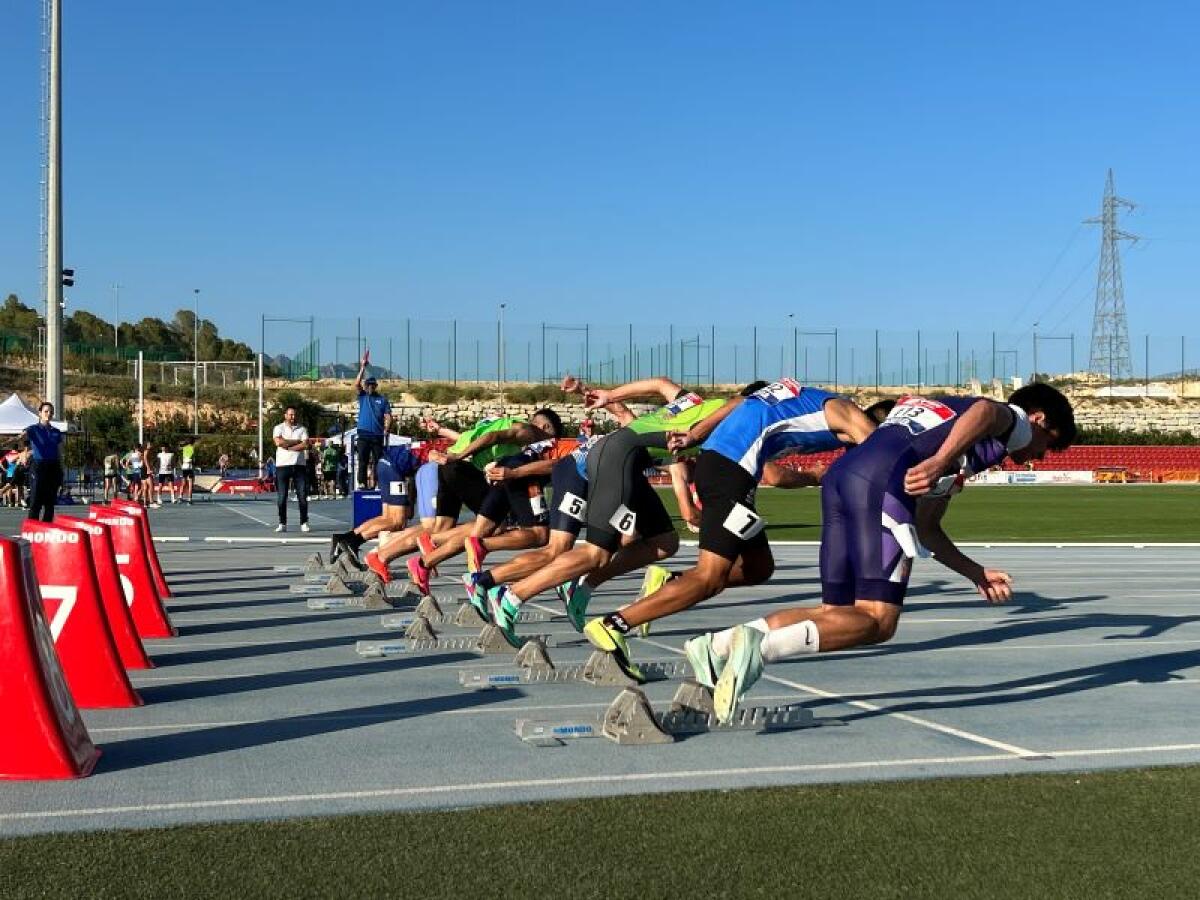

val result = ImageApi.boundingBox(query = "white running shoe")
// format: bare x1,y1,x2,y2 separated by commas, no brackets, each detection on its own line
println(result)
300,523,311,533
275,524,286,533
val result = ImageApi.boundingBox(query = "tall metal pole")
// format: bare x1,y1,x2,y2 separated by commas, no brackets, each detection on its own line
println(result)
137,351,144,445
540,323,545,384
710,324,715,389
833,328,839,392
916,331,922,392
452,319,457,384
874,329,879,393
499,302,506,398
112,283,121,349
1033,326,1038,383
1145,333,1150,396
44,0,64,410
192,288,200,430
955,331,960,386
256,352,264,478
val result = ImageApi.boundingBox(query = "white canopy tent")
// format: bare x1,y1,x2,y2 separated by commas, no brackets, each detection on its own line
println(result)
0,393,68,435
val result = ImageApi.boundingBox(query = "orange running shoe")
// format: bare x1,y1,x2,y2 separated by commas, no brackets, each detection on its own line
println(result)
407,555,431,595
416,532,439,576
365,550,391,584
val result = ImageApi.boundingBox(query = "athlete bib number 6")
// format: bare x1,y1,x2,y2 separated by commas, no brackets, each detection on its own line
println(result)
609,504,637,536
723,503,766,539
558,492,587,522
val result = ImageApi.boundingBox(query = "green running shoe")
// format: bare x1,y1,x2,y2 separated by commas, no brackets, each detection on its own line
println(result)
583,618,645,683
487,586,522,648
713,625,765,724
683,632,725,689
634,565,672,637
556,578,588,633
469,579,493,623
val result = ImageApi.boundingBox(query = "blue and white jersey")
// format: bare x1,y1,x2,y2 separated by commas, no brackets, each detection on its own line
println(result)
703,380,843,479
571,434,604,479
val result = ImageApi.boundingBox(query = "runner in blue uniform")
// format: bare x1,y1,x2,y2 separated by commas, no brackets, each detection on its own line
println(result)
701,383,1076,722
583,379,885,680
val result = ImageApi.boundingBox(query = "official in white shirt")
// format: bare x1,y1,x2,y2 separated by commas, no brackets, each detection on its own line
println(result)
273,406,312,532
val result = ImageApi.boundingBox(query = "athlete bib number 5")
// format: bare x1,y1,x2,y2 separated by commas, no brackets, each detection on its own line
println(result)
723,503,766,540
882,397,956,435
558,492,587,522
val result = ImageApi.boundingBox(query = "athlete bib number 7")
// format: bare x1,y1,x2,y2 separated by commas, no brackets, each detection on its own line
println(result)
722,503,766,540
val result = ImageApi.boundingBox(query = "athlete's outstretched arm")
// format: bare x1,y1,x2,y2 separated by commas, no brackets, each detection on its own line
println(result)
561,374,635,425
446,422,553,463
665,396,745,453
904,400,1013,495
585,377,683,410
823,398,877,446
668,460,700,529
915,495,1013,603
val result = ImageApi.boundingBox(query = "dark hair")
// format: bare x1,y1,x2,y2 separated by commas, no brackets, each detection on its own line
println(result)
285,405,297,414
739,381,770,397
38,401,53,415
1008,383,1076,450
863,399,896,424
533,408,564,438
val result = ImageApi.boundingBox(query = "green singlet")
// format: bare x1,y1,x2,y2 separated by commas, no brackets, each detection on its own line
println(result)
624,392,726,458
449,418,524,469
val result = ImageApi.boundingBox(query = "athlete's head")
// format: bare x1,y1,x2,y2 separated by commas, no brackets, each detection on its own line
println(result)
532,407,565,439
364,377,379,393
739,381,770,397
1006,383,1076,462
283,405,298,425
863,399,896,424
37,401,53,424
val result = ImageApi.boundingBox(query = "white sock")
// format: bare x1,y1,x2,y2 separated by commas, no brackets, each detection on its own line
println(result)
712,618,769,658
504,587,524,607
760,620,820,662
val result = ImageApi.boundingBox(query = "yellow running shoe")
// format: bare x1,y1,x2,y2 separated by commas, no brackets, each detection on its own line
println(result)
635,565,672,636
583,618,645,683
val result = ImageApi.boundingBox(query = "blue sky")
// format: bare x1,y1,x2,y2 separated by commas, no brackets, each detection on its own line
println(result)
1,1,1197,375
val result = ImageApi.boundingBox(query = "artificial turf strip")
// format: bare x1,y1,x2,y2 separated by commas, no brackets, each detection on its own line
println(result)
662,484,1200,542
3,767,1199,899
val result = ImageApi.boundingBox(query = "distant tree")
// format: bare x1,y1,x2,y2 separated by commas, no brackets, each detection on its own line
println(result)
0,295,41,333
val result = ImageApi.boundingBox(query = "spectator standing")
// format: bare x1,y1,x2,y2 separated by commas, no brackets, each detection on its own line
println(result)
1,401,64,521
218,451,230,478
273,405,311,533
154,444,177,507
321,440,339,498
352,350,390,489
179,438,196,505
103,450,120,501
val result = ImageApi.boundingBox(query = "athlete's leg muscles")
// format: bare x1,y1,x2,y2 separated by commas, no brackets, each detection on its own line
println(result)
424,518,501,569
585,530,680,589
617,548,735,628
509,541,611,604
488,530,576,584
378,516,454,562
759,598,900,652
723,545,776,588
481,525,547,552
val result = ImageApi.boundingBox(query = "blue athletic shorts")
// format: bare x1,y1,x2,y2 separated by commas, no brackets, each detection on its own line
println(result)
548,456,588,537
376,458,413,507
416,461,439,520
819,445,918,606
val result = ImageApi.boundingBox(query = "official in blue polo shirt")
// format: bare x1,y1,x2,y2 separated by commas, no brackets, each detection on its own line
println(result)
352,350,391,490
2,401,65,522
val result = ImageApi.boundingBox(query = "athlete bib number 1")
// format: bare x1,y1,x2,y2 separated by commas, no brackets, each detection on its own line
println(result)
722,503,766,540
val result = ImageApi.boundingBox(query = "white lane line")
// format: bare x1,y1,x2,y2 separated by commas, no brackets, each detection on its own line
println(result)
12,742,1200,823
152,537,191,543
634,633,1042,758
218,504,276,528
204,537,327,544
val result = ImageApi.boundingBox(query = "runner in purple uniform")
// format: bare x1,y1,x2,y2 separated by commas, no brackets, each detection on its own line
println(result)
688,383,1076,723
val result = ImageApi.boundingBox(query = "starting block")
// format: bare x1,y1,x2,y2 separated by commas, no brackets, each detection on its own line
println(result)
459,649,691,690
272,564,305,575
289,574,354,597
305,596,357,610
355,625,559,658
515,681,821,747
381,603,553,631
360,581,418,610
304,552,325,574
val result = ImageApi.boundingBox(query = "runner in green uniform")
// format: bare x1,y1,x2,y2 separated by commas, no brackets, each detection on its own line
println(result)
363,411,561,583
179,438,196,505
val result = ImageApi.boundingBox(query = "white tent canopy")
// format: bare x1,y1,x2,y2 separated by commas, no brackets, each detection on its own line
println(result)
0,393,68,435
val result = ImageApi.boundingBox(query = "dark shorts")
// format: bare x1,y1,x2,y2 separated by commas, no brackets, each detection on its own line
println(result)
129,472,142,484
376,459,414,507
435,460,489,520
695,450,770,562
584,429,674,553
476,455,549,529
819,446,917,606
548,456,588,537
156,473,173,485
180,467,195,481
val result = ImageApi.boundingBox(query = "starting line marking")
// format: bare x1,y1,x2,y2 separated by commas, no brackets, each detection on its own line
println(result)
11,742,1200,823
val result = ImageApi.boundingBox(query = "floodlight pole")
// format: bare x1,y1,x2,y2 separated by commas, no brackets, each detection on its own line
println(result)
193,288,200,430
137,351,144,445
44,0,64,411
